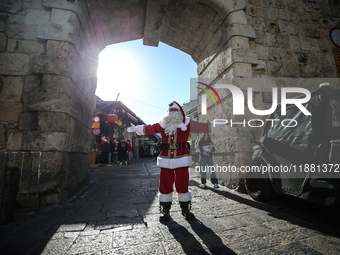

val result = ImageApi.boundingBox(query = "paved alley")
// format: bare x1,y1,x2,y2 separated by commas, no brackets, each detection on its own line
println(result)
0,158,340,254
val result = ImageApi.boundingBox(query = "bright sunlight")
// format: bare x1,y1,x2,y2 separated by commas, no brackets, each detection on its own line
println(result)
96,48,143,101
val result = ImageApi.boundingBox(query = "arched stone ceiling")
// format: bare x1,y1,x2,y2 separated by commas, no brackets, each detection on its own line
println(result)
87,0,245,62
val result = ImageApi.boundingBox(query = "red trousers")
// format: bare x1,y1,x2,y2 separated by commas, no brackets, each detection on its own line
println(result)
159,167,189,194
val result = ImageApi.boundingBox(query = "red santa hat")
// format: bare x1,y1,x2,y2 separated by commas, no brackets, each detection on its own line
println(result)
168,101,187,131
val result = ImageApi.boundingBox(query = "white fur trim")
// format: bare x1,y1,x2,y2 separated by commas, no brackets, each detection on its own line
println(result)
157,156,192,169
178,117,190,129
178,191,192,202
136,125,145,135
159,192,173,202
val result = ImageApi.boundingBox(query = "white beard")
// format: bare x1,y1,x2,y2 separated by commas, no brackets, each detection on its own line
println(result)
160,111,183,136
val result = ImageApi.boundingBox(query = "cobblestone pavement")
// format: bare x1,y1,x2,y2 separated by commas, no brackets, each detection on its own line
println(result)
0,158,340,254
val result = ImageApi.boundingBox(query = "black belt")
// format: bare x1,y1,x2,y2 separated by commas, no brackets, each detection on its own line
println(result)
163,142,188,150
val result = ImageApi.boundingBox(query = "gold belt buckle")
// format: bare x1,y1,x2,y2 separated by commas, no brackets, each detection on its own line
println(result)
169,143,179,150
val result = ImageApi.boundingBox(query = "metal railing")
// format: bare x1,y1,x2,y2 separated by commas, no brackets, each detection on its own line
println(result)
0,151,42,198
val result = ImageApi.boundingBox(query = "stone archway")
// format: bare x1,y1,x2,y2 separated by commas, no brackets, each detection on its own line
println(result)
0,0,339,204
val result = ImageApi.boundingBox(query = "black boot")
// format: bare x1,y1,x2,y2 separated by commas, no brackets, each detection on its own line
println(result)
180,201,196,221
159,202,171,222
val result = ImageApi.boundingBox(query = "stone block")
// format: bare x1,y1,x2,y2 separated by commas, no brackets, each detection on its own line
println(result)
46,40,75,60
228,23,256,39
303,0,320,12
0,76,23,101
301,64,319,78
267,61,284,75
227,10,247,25
0,1,23,14
0,53,29,75
256,45,269,60
37,9,80,44
283,63,301,77
277,20,296,35
19,112,39,131
285,0,302,11
274,34,289,48
279,9,296,21
0,101,22,122
289,36,300,50
302,24,320,38
245,4,257,16
7,39,17,52
0,124,6,149
300,37,319,51
6,131,22,150
30,55,73,77
260,0,272,8
0,32,6,51
269,48,285,61
227,36,250,50
6,9,50,40
16,40,45,55
41,74,75,96
284,50,296,62
26,92,70,113
266,20,279,34
266,33,276,47
253,60,267,71
267,7,279,19
0,14,7,31
257,6,267,18
254,31,264,46
321,66,337,78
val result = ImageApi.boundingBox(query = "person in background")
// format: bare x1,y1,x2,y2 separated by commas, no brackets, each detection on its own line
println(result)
111,138,118,163
127,140,133,164
199,133,219,189
118,137,129,165
194,135,201,166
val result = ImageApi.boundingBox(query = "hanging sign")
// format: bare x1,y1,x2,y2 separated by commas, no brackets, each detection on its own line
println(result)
329,27,340,48
93,116,100,123
93,128,100,135
92,123,100,129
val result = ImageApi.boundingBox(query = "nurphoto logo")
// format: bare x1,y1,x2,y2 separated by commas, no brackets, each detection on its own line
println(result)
197,82,312,128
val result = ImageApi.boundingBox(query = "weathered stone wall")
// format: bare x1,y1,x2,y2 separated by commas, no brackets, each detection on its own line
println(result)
1,0,339,203
196,0,340,188
0,0,99,204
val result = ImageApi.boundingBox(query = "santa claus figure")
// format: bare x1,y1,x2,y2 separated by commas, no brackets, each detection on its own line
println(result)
127,101,228,222
99,133,108,148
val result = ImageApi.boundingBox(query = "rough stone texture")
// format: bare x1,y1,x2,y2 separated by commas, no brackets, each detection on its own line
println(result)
1,160,340,254
0,124,6,150
0,53,29,75
0,0,339,202
6,131,22,150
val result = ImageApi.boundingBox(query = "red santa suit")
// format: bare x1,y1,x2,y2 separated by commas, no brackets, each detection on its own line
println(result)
127,101,228,221
129,101,215,204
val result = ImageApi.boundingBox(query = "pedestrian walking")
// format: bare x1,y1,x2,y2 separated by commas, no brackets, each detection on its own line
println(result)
199,133,219,189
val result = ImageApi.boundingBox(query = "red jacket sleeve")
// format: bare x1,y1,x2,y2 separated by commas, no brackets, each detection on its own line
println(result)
190,120,210,133
144,123,163,135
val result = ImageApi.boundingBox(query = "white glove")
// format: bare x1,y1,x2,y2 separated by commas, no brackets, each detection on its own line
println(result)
210,122,230,133
127,123,136,133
